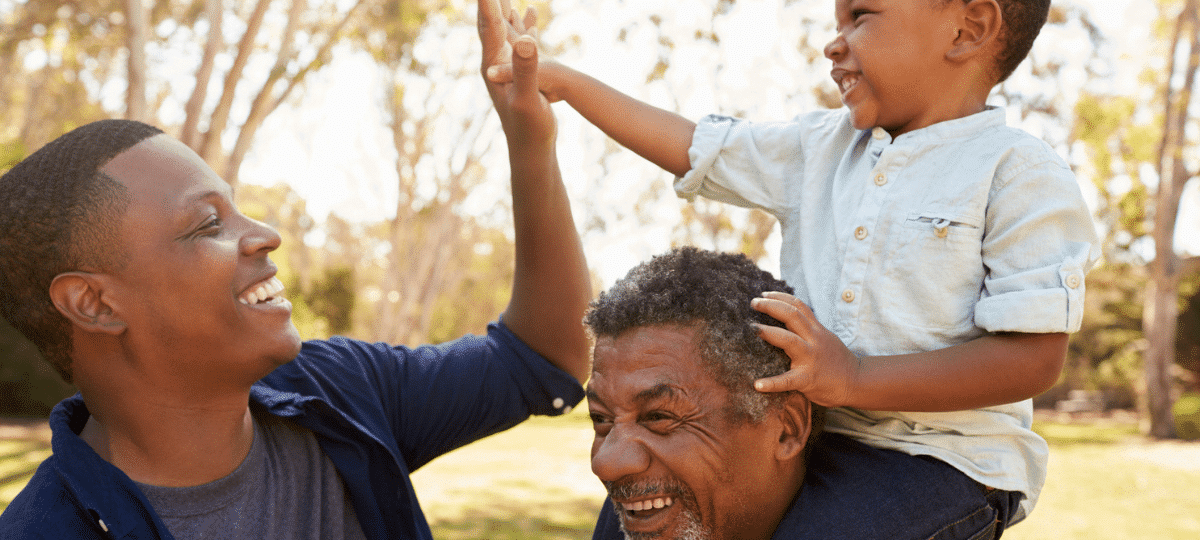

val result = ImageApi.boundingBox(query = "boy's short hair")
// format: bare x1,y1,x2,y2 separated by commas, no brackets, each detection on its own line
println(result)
985,0,1052,83
0,119,164,383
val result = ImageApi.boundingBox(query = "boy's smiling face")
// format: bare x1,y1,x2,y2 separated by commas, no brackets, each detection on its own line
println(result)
825,0,983,137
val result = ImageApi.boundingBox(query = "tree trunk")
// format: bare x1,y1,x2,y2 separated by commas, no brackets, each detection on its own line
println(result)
122,0,149,122
1144,0,1199,439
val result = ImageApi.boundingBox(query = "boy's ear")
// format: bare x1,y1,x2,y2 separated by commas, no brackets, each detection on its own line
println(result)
774,392,814,461
947,0,1003,63
49,272,127,335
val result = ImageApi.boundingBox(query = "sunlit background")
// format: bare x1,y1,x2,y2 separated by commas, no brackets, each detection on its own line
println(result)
2,0,1199,537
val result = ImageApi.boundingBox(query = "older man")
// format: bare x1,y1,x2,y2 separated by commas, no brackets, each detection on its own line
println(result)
585,247,1020,540
584,247,825,540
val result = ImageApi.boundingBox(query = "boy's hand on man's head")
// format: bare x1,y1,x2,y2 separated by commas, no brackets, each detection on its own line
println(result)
751,291,860,408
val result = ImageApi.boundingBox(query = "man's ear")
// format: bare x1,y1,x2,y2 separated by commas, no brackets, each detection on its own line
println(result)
775,392,814,461
49,272,127,335
947,0,1003,63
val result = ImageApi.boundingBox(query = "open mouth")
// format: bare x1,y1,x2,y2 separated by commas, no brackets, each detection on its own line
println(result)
238,276,287,306
620,496,675,518
838,72,859,97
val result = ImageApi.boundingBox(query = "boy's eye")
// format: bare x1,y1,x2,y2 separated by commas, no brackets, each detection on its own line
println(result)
590,412,613,434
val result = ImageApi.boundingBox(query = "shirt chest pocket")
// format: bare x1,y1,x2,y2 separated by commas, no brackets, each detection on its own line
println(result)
876,210,986,331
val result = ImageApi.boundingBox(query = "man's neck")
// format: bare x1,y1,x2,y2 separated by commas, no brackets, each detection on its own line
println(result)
79,392,257,487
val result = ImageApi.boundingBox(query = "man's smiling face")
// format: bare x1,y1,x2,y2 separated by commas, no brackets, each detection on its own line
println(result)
99,134,301,389
587,324,788,540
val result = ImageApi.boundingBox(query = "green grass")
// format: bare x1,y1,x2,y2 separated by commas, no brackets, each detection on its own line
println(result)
4,412,1199,539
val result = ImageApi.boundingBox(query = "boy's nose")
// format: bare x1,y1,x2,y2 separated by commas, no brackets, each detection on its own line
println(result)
824,34,847,60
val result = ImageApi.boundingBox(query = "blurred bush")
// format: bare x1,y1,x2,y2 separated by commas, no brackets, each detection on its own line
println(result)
0,318,75,416
1173,393,1200,440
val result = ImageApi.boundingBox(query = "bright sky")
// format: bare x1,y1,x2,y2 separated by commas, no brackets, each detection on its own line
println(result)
239,0,1194,287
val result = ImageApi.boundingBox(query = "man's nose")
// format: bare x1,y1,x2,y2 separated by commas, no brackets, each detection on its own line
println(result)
591,424,651,482
239,215,283,257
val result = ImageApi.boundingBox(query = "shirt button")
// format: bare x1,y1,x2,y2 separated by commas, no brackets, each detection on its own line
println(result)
552,397,564,409
873,173,887,186
1066,274,1081,289
872,127,887,140
842,289,855,303
854,226,868,240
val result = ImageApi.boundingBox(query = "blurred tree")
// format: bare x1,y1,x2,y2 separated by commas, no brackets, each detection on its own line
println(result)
1072,0,1200,437
0,0,369,186
346,1,521,345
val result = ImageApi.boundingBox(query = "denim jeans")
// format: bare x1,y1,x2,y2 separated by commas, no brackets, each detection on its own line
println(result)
774,432,1023,540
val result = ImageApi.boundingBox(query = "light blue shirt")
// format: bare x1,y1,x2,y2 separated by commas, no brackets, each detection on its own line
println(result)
677,106,1098,522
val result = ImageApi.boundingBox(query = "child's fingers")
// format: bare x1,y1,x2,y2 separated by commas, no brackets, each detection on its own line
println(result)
755,369,813,394
486,63,515,84
522,5,538,36
751,293,819,341
753,323,816,390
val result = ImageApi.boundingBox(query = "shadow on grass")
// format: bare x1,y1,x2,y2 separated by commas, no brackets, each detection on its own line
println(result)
426,496,601,540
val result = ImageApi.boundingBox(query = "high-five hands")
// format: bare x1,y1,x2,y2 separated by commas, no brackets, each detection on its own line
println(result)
478,0,556,146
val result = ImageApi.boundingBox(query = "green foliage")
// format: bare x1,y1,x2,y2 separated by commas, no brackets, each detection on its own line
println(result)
305,267,357,337
1173,393,1200,440
0,319,74,416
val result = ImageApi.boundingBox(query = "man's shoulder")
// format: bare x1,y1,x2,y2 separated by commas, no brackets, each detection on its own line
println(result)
1,457,104,538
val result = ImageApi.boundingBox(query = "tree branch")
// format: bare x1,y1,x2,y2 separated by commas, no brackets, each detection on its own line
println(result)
199,0,272,167
181,0,223,150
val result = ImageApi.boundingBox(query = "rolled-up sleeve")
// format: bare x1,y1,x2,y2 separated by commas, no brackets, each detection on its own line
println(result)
675,114,802,214
974,147,1099,333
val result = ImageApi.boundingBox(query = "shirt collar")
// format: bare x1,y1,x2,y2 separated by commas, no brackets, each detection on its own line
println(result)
890,106,1006,145
48,395,165,538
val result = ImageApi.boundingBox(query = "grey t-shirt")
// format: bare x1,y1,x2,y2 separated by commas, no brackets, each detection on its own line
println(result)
136,412,366,540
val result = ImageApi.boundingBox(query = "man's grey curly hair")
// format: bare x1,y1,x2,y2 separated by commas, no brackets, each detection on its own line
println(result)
585,246,825,435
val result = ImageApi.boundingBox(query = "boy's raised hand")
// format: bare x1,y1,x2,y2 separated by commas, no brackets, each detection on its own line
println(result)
751,291,860,408
479,0,555,147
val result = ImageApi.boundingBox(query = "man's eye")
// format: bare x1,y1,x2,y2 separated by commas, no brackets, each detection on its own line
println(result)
590,413,613,435
197,217,222,236
640,411,677,431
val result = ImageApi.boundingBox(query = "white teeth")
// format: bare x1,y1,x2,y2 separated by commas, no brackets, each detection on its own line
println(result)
239,276,286,305
621,497,673,513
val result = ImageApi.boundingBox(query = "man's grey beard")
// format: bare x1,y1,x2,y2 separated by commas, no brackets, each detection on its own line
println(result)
608,480,712,540
618,505,711,540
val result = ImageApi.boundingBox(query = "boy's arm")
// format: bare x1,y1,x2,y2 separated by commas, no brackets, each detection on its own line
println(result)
480,0,590,383
751,292,1067,411
482,6,695,177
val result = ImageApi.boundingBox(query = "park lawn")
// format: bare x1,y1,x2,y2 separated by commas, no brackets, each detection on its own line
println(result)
4,410,1198,539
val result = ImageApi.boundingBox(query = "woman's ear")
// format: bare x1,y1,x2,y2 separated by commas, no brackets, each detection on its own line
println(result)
947,0,1003,63
49,272,126,335
775,392,814,461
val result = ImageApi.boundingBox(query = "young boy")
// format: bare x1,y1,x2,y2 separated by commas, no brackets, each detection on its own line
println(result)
0,7,584,538
486,0,1097,537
